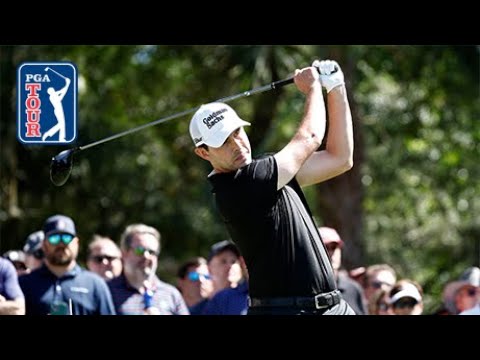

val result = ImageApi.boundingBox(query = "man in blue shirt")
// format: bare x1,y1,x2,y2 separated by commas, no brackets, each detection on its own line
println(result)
0,257,25,315
201,240,249,315
19,214,116,315
176,257,213,315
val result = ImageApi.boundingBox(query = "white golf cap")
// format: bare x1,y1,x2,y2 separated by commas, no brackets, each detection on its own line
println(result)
189,102,250,148
389,283,422,304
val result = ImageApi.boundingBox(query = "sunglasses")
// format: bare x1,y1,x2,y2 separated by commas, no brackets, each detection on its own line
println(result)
47,233,74,246
90,255,119,264
369,280,394,289
462,287,477,297
187,271,211,282
393,298,418,309
132,246,159,257
468,288,477,296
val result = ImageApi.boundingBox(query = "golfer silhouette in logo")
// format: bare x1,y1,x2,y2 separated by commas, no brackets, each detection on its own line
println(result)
42,72,71,142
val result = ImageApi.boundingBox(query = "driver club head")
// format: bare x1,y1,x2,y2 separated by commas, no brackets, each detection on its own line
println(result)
50,149,77,186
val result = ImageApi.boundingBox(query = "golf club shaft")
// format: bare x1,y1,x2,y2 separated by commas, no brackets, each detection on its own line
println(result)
79,76,294,151
46,67,68,81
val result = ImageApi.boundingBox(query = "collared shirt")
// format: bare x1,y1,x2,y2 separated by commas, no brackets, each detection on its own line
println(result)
19,263,116,315
189,298,209,315
108,274,189,315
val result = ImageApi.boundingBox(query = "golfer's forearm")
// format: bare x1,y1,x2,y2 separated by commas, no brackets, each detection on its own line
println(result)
294,84,326,149
325,85,353,167
0,299,25,315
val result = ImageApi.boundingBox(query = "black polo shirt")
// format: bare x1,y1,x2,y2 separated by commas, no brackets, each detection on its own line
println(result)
209,155,336,298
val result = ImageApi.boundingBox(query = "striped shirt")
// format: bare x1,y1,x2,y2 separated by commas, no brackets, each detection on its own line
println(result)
108,274,189,315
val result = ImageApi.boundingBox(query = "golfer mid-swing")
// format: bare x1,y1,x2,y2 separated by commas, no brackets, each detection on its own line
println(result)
190,60,355,315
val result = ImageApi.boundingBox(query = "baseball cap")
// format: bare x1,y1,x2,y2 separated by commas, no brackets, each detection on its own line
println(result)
207,240,241,263
43,214,76,237
3,250,26,264
189,102,250,148
443,266,480,313
318,227,344,248
389,283,422,304
459,266,480,287
23,230,44,255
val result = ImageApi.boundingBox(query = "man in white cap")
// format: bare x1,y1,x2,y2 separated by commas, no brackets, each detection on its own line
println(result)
190,60,354,315
443,266,480,315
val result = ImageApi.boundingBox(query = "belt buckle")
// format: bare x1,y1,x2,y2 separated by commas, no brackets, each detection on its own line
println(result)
314,292,332,309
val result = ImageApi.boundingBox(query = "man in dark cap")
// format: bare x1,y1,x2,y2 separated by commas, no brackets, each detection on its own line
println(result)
19,214,116,315
202,240,248,315
207,240,243,295
23,230,45,272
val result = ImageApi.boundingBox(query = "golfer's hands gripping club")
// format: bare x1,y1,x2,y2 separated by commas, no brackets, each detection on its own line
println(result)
293,66,321,95
312,59,344,93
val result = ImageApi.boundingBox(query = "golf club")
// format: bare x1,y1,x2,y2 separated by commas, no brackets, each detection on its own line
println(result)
50,63,335,186
45,67,68,80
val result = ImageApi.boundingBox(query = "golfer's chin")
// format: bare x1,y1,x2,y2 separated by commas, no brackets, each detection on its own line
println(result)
234,152,252,168
235,154,251,168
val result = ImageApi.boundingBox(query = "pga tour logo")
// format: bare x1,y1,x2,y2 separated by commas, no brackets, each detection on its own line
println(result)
17,62,77,144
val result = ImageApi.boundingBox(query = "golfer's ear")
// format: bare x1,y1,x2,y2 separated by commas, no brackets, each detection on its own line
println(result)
194,147,209,161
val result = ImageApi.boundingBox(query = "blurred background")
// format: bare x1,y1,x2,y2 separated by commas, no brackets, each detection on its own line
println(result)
1,45,478,313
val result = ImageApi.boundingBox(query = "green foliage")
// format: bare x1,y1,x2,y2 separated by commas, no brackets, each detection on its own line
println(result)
355,45,479,312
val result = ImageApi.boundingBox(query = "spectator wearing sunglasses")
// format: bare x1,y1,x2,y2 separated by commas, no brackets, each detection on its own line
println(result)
176,257,213,315
0,257,25,315
388,280,423,315
443,266,480,315
19,214,116,315
23,230,45,272
458,267,480,315
368,288,392,315
86,235,122,280
108,223,189,315
363,264,397,306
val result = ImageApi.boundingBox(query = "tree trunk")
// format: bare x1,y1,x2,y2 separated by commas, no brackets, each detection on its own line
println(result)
0,46,22,251
250,47,286,149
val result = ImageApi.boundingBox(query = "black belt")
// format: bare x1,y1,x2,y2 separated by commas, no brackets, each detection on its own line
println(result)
249,289,341,310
